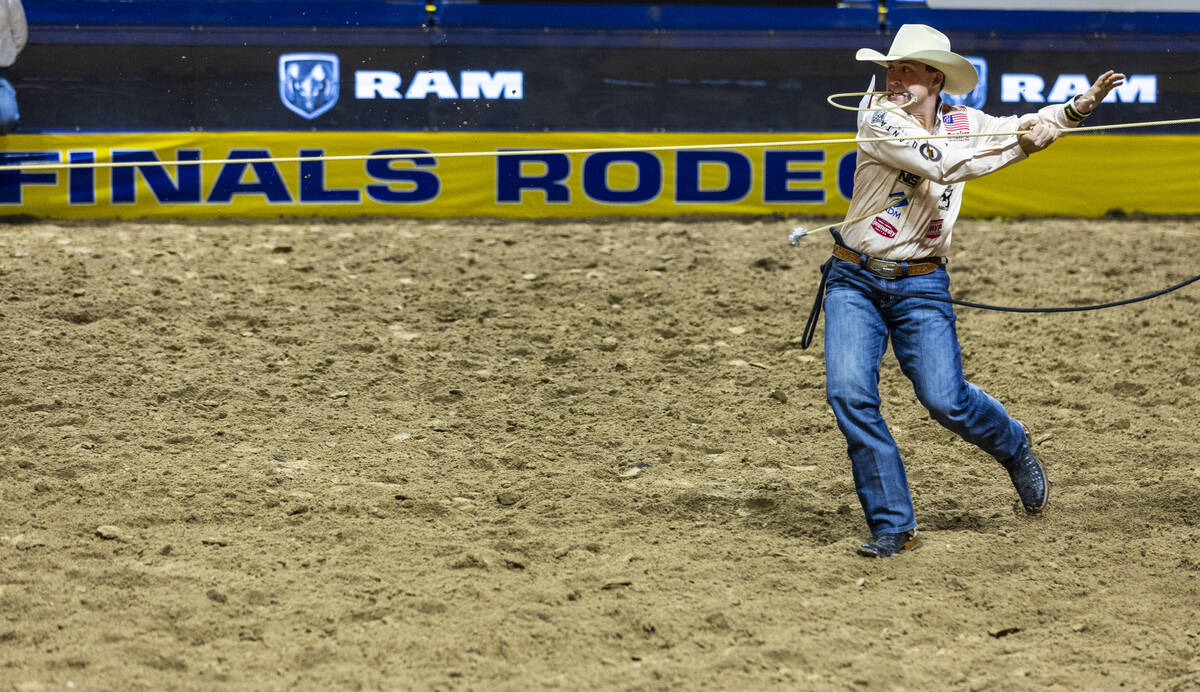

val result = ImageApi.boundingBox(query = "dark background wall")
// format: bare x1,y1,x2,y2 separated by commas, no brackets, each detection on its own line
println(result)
13,1,1200,134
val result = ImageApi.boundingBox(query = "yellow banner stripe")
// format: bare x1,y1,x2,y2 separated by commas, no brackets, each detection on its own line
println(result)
1,132,1196,219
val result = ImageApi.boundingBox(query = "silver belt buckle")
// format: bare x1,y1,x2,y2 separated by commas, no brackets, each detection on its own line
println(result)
866,258,899,279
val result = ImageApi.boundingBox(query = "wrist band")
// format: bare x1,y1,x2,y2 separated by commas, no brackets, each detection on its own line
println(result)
1064,97,1091,123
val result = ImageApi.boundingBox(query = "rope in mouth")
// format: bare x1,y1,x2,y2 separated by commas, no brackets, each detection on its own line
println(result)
825,90,916,112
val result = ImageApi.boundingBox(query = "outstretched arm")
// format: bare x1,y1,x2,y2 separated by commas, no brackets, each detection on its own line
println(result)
1018,70,1126,155
1071,70,1127,116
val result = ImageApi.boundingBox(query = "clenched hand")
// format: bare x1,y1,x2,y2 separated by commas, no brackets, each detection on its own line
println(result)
1019,121,1061,155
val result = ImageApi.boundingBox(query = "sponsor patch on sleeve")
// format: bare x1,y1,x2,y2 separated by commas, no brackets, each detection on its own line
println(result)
925,218,944,239
919,143,943,161
938,186,955,211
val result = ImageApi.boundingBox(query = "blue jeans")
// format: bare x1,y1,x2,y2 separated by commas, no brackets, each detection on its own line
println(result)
0,78,18,133
823,259,1026,537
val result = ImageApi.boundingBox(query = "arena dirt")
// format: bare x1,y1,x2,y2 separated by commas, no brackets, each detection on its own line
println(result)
1,215,1198,691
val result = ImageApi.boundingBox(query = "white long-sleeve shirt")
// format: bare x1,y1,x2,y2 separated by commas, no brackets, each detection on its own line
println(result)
0,0,26,68
840,95,1081,260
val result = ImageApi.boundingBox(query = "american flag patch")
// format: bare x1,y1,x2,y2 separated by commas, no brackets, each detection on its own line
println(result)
942,111,969,141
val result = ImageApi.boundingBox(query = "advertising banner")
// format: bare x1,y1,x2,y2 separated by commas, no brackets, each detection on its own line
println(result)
0,132,856,219
3,132,1197,220
13,38,1196,134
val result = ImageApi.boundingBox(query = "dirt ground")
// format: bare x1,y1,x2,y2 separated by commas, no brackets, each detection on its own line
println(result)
1,214,1199,691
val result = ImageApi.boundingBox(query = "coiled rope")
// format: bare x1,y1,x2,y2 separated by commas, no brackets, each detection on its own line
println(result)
798,230,1200,349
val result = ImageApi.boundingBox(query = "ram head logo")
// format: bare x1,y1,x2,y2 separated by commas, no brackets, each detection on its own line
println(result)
942,56,988,110
279,53,340,120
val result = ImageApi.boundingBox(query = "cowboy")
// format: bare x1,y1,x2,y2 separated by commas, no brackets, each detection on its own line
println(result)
823,24,1124,557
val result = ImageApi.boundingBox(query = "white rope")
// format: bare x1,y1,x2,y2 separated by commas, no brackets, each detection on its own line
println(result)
2,116,1198,172
789,198,899,245
825,90,915,112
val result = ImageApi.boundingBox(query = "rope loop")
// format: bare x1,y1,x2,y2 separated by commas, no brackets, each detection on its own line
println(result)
825,91,916,112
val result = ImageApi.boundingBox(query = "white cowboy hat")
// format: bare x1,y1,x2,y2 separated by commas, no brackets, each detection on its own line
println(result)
855,24,978,95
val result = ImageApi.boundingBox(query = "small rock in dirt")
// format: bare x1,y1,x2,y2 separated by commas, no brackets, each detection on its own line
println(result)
496,491,521,506
782,464,817,472
450,554,489,569
598,336,619,352
95,525,122,540
206,588,228,603
5,534,47,551
988,626,1022,638
769,390,789,404
543,349,575,365
705,612,731,630
619,462,651,479
201,537,231,547
412,600,447,615
33,481,51,493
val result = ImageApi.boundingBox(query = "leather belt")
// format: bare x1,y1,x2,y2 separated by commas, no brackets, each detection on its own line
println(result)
831,245,944,279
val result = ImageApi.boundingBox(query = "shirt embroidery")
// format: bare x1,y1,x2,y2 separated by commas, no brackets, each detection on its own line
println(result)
938,186,955,211
871,217,898,238
942,109,969,142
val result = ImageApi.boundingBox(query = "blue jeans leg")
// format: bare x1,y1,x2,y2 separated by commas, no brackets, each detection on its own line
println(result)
824,269,916,536
888,270,1026,465
823,263,1026,536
